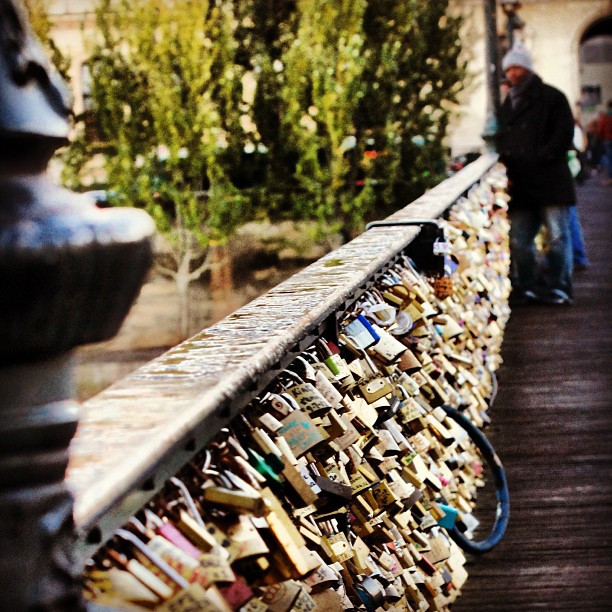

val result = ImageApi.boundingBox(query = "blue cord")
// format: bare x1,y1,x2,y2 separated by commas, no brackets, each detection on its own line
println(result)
440,404,510,554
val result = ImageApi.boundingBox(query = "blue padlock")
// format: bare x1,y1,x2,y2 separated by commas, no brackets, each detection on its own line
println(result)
437,503,459,530
345,313,380,349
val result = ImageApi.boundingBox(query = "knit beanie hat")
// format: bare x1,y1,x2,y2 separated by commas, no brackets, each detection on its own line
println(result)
502,42,533,72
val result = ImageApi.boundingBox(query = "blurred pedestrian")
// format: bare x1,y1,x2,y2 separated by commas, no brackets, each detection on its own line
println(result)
496,42,576,305
569,115,589,269
585,117,604,174
597,99,612,185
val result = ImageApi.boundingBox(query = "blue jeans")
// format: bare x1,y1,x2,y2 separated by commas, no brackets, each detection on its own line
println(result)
569,206,588,266
509,206,573,297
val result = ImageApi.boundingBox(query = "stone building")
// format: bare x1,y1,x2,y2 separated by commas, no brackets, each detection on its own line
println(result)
46,0,612,157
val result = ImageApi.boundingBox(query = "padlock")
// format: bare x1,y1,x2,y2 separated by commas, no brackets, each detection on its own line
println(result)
115,529,189,594
397,349,422,373
302,553,342,593
158,584,233,612
358,376,393,404
343,314,380,349
280,462,319,507
349,470,371,495
374,429,401,456
101,550,174,601
286,382,333,417
330,415,360,450
260,488,322,577
201,486,267,516
259,579,314,612
277,410,328,458
143,510,203,561
364,300,398,328
369,325,408,363
174,510,227,559
314,369,344,408
315,475,353,501
322,532,353,563
86,565,162,607
219,578,255,610
224,514,270,563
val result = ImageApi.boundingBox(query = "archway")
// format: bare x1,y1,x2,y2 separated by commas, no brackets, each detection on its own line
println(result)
579,15,612,126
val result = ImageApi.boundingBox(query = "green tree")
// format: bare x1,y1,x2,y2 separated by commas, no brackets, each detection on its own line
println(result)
243,0,371,237
58,0,467,333
83,0,251,338
280,0,371,236
358,0,467,215
230,0,299,219
243,0,466,235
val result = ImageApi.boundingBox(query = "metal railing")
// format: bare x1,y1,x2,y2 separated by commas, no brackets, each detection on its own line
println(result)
68,153,500,565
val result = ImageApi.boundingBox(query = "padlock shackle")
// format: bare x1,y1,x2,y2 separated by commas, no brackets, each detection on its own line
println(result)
365,219,448,278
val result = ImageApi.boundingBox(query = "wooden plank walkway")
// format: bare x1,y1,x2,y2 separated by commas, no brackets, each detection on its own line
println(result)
452,176,612,610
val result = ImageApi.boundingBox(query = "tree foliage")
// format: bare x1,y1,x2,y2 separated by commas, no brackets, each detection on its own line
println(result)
59,0,466,334
79,0,253,337
66,0,467,229
91,0,248,244
276,0,369,233
358,0,467,217
237,0,466,235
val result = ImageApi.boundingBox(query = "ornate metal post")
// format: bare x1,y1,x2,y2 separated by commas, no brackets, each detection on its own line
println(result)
482,0,501,149
0,1,155,609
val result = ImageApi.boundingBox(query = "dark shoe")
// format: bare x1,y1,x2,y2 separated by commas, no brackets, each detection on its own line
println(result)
509,289,537,306
536,289,573,306
574,262,589,271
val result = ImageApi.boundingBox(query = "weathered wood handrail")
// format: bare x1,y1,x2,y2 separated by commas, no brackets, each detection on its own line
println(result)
68,152,500,563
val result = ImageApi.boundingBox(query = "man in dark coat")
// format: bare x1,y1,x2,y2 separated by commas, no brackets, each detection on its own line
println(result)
497,43,576,305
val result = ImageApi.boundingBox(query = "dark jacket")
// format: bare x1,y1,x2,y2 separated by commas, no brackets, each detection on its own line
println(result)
497,74,576,208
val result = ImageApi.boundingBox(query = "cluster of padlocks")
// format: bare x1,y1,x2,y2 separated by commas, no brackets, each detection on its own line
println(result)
84,170,511,611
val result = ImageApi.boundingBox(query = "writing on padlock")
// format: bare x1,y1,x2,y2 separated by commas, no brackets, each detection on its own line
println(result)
286,383,332,417
277,410,327,457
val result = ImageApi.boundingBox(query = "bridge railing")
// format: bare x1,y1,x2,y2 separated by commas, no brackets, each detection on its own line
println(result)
68,153,507,575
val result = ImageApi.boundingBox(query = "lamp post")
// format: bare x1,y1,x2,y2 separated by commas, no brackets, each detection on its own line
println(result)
0,0,155,608
482,0,502,149
482,1,526,150
500,0,525,51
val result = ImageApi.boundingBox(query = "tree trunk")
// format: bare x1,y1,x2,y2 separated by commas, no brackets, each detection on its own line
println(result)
208,244,234,294
176,252,192,340
208,244,240,324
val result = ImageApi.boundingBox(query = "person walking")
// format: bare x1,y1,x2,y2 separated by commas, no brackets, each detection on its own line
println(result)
496,43,576,305
565,114,590,269
597,99,612,186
